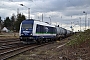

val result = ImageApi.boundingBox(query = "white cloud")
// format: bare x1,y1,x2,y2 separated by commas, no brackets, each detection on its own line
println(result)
0,0,90,31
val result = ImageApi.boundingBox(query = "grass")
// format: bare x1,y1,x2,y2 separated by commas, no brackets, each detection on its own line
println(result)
67,29,90,47
0,32,19,39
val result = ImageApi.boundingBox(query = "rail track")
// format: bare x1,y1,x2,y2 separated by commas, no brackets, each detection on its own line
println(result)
0,45,31,60
0,38,23,59
0,39,19,43
0,39,20,46
0,37,52,60
0,40,54,60
0,42,24,53
0,38,22,50
0,36,71,60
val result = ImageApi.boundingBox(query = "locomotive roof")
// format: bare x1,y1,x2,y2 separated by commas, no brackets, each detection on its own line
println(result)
22,19,55,27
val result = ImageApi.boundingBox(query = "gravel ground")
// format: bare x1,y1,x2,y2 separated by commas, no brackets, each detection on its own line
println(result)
0,31,90,60
8,37,90,60
7,38,71,60
1,33,89,60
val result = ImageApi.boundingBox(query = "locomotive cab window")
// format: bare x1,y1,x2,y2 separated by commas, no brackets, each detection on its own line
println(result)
21,24,33,29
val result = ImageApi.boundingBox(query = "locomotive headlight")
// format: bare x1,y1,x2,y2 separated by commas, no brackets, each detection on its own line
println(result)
30,34,32,35
20,37,22,39
21,34,24,35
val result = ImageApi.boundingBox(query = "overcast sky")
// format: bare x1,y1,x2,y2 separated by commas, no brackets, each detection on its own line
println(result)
0,0,90,32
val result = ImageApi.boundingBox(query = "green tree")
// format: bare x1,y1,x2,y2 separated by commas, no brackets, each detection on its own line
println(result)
15,13,26,32
11,15,15,30
0,16,2,33
4,17,11,30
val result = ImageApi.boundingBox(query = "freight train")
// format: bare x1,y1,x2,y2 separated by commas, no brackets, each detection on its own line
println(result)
19,19,73,44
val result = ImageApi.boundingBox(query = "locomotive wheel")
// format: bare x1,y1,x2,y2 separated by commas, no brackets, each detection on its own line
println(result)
36,38,43,44
39,38,43,44
45,39,48,43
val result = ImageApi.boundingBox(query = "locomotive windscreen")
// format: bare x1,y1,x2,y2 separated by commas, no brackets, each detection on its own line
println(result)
21,24,33,29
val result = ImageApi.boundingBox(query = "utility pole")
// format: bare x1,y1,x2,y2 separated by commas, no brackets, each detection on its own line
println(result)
79,17,81,31
0,17,1,33
49,17,51,25
17,8,19,15
42,14,43,22
83,11,87,30
28,8,30,19
20,4,30,19
88,18,90,29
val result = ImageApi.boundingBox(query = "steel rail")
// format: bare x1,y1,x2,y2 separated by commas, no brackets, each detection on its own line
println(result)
0,42,54,60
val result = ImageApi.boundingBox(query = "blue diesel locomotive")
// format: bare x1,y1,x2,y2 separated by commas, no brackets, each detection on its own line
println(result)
19,19,56,44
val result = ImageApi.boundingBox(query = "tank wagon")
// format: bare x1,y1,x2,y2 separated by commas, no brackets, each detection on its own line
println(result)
55,26,73,40
19,19,56,44
55,26,67,40
66,30,72,36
